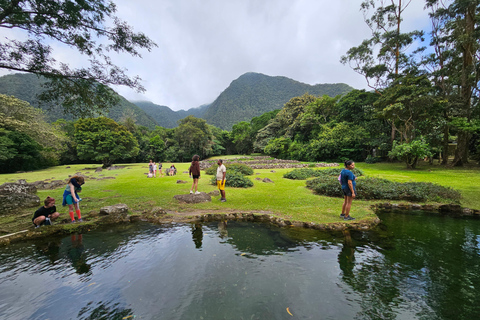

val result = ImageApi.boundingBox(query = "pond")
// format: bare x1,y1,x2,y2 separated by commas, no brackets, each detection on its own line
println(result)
1,212,479,320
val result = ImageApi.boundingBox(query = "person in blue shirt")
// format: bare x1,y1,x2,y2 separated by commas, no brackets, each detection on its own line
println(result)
340,160,357,221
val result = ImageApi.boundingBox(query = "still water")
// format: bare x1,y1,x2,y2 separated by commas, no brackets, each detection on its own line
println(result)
1,212,479,320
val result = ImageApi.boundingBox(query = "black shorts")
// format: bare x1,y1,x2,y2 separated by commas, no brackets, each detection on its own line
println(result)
192,175,200,179
342,188,355,197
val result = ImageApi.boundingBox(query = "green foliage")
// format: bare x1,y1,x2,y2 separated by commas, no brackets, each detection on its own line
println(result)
0,74,158,128
205,163,253,176
75,117,139,167
175,116,214,161
0,129,47,173
283,169,321,180
203,73,353,130
284,167,364,180
264,137,291,159
0,0,156,117
389,139,432,169
306,122,370,161
365,155,381,164
306,176,461,203
0,94,64,171
209,171,254,188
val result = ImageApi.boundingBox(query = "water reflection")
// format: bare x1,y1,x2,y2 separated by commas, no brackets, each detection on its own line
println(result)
0,216,480,319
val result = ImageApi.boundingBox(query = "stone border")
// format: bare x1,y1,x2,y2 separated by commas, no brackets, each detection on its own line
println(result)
0,206,381,246
374,203,480,216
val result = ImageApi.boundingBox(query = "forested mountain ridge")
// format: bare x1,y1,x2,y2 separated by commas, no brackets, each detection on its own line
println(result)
133,101,209,128
0,73,158,129
202,72,354,130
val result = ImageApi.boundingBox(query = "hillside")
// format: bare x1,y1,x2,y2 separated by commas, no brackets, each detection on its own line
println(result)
202,72,354,130
133,101,209,128
0,73,158,129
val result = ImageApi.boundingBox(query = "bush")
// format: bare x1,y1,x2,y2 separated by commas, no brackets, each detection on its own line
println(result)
205,163,253,175
283,168,320,180
306,176,461,203
365,155,381,164
210,171,254,188
283,167,364,180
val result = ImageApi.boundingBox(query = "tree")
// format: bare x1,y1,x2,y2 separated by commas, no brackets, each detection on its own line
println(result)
230,121,253,154
0,0,156,117
0,94,65,169
341,0,424,142
175,116,214,160
74,117,139,167
388,138,432,169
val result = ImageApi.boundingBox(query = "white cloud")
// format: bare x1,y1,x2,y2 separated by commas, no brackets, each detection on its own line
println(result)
1,0,431,111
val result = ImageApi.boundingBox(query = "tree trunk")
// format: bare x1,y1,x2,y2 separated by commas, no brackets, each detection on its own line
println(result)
442,120,449,165
452,131,468,166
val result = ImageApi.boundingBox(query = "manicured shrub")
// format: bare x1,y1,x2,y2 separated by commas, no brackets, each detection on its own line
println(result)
210,171,254,188
306,176,461,203
205,163,253,175
283,168,320,180
283,167,364,180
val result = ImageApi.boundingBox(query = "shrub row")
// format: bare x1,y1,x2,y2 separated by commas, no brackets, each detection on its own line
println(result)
283,167,364,180
306,176,461,203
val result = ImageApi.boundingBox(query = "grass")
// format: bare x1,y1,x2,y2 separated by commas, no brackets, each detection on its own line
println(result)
1,159,479,236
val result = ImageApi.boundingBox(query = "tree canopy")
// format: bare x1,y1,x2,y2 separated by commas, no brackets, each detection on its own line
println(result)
0,0,156,117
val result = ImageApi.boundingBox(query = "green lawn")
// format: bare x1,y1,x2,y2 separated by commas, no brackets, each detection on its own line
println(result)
1,160,478,235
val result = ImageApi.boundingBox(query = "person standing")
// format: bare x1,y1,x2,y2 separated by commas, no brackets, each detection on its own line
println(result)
189,155,201,194
153,162,157,178
62,175,85,223
216,159,226,202
340,160,356,221
158,162,163,177
148,160,153,178
32,196,60,228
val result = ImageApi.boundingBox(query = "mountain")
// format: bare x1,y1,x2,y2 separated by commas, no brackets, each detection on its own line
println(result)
202,72,354,130
0,73,158,129
133,101,209,128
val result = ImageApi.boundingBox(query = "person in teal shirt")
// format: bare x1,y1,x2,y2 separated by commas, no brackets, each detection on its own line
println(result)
340,160,356,221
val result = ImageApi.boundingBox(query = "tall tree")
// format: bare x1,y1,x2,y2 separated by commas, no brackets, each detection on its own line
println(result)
341,0,424,142
425,0,480,166
0,0,156,117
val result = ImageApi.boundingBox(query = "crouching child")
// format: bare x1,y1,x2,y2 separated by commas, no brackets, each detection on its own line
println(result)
32,196,60,228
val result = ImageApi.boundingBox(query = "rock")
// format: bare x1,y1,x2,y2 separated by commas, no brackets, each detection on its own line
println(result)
439,204,462,214
65,166,70,169
150,207,167,216
176,180,188,184
174,193,211,203
263,178,274,183
255,177,262,180
0,181,40,214
99,204,129,216
98,204,129,224
95,167,103,172
256,173,261,175
270,170,276,173
183,171,189,173
208,190,220,196
107,165,125,170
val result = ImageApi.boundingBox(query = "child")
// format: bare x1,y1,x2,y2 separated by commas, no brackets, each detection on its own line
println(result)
153,162,157,178
62,175,85,223
32,196,60,228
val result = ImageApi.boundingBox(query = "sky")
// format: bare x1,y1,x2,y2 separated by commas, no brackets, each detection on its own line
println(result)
1,0,431,111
